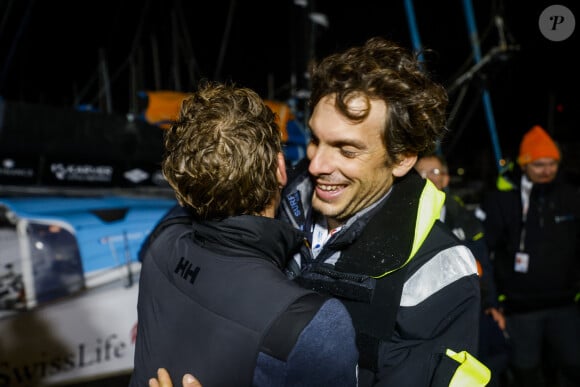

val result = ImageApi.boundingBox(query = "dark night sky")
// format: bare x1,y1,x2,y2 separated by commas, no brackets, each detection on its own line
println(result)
1,0,578,184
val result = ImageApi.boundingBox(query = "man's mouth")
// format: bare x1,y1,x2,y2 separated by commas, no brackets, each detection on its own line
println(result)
318,184,341,192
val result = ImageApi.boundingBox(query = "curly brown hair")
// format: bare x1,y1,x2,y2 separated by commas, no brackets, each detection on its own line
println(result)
309,36,449,164
162,82,282,220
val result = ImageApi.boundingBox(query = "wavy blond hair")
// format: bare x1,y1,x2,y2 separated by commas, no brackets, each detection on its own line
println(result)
162,82,281,220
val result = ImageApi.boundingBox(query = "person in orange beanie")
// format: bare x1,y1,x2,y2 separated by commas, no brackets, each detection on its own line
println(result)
481,125,580,387
517,125,560,164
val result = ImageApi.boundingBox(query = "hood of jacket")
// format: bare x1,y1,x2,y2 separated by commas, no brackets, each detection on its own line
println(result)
191,215,306,270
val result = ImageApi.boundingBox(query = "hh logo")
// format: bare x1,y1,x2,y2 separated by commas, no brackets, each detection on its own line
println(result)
174,257,200,284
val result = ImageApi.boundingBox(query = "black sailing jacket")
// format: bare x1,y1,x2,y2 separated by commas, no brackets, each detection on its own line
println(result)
279,166,484,387
130,210,358,387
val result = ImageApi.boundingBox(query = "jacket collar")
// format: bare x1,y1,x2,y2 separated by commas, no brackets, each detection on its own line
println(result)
281,167,443,277
191,215,305,269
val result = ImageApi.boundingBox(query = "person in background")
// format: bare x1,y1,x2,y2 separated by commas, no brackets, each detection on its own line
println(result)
481,125,580,387
279,36,489,386
415,153,509,387
130,82,358,387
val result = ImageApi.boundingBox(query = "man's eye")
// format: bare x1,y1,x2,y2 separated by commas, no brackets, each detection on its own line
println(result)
341,149,357,158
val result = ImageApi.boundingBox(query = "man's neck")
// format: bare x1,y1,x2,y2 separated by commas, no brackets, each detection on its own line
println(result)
326,217,342,231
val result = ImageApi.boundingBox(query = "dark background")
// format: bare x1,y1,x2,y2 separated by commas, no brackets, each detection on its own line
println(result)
1,0,578,194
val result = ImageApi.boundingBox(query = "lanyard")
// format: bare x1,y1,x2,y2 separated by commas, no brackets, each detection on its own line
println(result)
519,181,532,252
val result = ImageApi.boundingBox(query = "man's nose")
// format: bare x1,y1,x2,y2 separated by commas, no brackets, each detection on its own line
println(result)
308,145,333,175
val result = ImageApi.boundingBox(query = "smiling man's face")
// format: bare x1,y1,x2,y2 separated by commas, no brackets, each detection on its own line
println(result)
306,94,401,230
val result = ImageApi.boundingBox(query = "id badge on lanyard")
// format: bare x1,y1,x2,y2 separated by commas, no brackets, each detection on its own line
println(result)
514,251,530,273
515,210,529,273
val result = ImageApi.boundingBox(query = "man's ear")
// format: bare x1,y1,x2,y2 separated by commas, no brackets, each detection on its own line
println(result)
392,154,418,177
276,152,287,187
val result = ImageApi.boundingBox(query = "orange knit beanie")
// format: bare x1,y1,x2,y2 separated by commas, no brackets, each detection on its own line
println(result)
517,125,560,166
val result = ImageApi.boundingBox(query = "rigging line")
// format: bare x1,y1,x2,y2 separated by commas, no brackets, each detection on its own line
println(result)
0,0,36,93
127,0,153,60
74,68,99,107
88,59,131,107
175,0,200,87
77,0,152,106
462,0,503,173
446,82,471,129
0,0,16,42
444,88,483,157
445,16,494,89
214,0,236,81
170,10,182,91
403,0,424,63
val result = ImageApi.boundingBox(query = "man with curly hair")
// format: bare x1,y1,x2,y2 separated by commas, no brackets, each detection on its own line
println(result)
130,82,358,387
278,37,488,386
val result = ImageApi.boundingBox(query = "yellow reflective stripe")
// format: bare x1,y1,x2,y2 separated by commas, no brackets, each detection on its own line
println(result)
372,178,443,279
496,175,514,191
411,179,444,260
497,161,516,191
472,231,484,241
372,179,443,279
446,349,491,387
